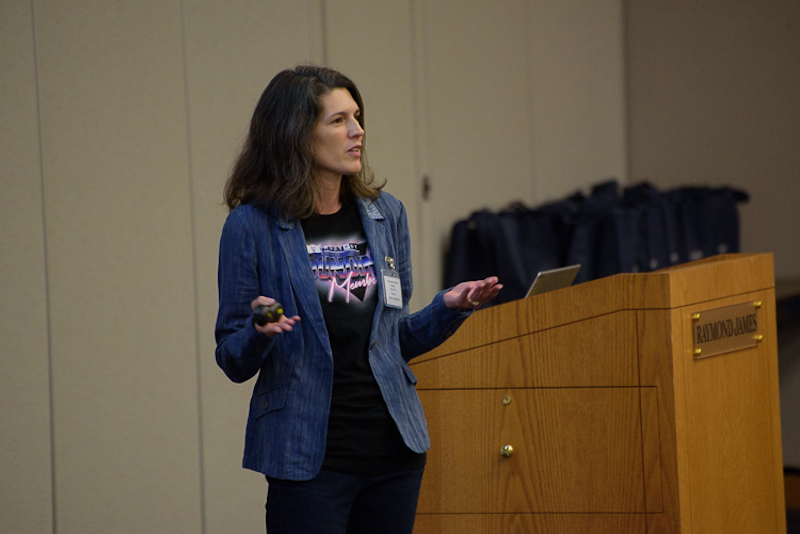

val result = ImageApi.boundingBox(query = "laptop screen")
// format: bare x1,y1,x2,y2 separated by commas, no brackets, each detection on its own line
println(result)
525,264,581,298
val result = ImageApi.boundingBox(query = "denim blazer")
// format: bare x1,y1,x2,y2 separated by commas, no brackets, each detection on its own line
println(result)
215,192,471,480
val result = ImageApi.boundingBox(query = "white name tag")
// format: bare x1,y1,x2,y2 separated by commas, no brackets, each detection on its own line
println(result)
382,269,403,309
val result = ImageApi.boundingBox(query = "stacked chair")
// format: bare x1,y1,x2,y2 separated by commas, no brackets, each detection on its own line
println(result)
444,180,749,305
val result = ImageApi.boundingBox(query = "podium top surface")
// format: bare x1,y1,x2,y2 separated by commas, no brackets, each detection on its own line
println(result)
415,253,774,364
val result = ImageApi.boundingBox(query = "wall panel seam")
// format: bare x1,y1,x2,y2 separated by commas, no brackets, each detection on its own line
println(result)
179,0,206,531
29,0,57,531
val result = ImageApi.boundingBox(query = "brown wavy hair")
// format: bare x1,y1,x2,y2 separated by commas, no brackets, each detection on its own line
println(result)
224,65,383,217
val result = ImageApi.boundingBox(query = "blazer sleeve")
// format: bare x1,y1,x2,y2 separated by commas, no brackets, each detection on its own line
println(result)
214,209,273,383
391,199,472,361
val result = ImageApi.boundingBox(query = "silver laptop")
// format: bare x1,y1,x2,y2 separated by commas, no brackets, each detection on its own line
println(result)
525,264,581,298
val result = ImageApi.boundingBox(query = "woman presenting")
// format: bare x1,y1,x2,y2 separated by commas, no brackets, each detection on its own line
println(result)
215,65,501,534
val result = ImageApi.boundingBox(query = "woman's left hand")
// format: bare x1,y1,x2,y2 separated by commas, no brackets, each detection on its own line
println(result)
443,276,503,310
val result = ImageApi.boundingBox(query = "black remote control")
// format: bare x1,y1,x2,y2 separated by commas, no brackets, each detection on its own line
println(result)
253,302,284,326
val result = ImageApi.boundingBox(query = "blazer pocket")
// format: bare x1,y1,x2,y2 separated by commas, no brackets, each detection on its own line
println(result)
254,386,288,419
402,363,418,385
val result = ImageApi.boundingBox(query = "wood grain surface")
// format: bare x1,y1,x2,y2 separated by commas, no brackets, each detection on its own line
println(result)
411,254,785,534
417,388,646,514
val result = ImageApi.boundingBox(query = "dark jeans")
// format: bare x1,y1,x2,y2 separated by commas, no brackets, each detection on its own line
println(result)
265,467,425,534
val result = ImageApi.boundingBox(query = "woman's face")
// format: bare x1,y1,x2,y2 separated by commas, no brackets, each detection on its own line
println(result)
312,88,364,182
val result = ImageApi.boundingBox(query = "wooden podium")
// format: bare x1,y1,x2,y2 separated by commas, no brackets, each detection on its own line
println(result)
410,254,786,534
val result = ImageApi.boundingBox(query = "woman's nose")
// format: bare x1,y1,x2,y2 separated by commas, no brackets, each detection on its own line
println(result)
350,120,364,137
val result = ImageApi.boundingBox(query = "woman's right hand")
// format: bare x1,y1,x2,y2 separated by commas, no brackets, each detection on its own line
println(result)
251,296,300,338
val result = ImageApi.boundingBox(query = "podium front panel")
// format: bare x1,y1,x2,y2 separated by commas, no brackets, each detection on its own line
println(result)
411,255,786,534
417,387,649,514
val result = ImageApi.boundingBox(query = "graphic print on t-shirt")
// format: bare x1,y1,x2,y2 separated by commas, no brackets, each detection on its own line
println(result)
307,236,377,305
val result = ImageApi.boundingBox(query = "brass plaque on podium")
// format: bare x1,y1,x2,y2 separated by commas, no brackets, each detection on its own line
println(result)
691,301,762,359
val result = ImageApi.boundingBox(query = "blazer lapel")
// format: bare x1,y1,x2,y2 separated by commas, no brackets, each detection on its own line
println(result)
357,197,389,338
277,217,332,358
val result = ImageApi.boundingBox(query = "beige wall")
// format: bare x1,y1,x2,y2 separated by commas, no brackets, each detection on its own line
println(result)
626,0,800,279
0,2,53,532
0,1,624,532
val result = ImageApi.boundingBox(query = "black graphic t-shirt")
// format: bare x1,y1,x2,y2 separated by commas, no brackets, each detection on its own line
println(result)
301,201,424,473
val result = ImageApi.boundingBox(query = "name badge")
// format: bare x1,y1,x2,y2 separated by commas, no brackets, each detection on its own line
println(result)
382,257,403,308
